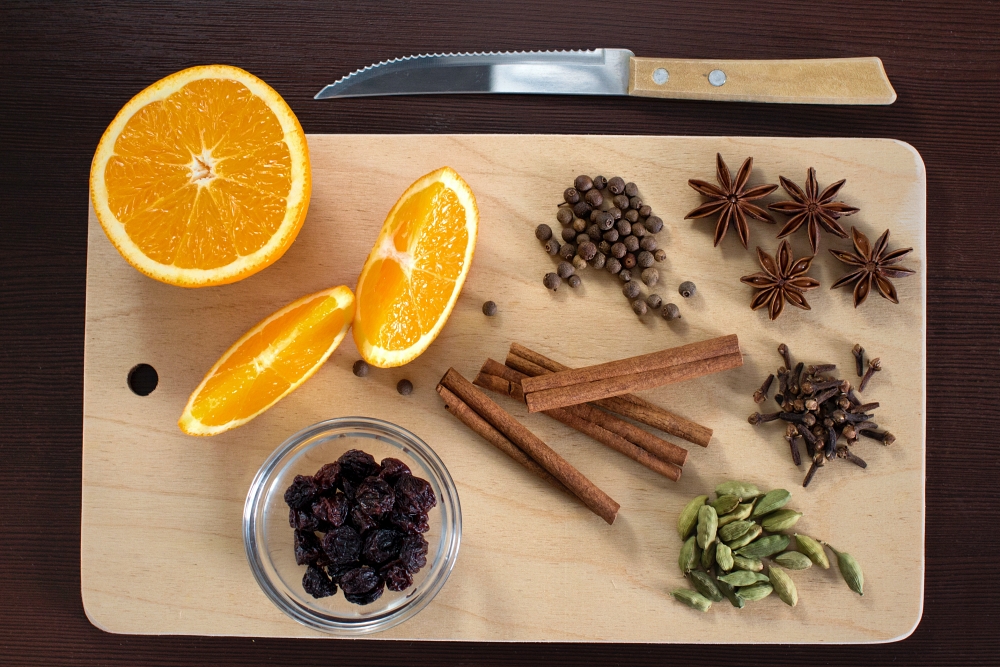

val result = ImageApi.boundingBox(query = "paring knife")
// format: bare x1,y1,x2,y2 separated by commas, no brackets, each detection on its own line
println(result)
315,49,896,105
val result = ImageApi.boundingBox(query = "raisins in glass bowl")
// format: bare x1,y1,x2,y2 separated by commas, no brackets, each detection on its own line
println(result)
294,529,322,566
384,511,429,535
338,449,380,482
344,584,385,606
302,564,337,599
339,565,381,595
289,507,319,531
378,457,411,484
399,533,429,573
362,528,404,565
322,525,361,565
381,560,413,592
394,474,437,514
311,494,349,528
349,506,378,534
284,474,319,509
355,476,395,517
313,462,341,492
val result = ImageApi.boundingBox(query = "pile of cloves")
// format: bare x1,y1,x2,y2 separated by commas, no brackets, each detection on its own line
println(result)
748,343,895,488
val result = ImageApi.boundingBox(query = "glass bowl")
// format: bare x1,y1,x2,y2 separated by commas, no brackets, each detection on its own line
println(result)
244,417,462,635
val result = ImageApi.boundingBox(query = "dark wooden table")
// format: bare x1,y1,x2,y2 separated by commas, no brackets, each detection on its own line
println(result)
3,1,998,664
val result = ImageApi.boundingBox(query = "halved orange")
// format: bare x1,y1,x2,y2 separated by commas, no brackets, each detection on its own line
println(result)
179,286,354,436
353,167,479,368
90,65,310,287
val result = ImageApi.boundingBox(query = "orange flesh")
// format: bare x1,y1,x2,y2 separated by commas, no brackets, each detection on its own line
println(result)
104,79,292,270
357,182,469,350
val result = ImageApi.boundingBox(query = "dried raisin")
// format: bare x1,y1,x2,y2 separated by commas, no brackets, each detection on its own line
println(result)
289,507,319,531
339,565,381,595
378,458,411,484
399,533,428,573
394,474,437,514
337,449,379,482
311,494,348,528
381,560,413,592
313,462,341,492
384,511,429,535
355,476,395,517
344,584,384,606
294,529,322,566
362,528,404,565
284,474,319,509
349,506,378,534
322,525,361,565
302,564,337,598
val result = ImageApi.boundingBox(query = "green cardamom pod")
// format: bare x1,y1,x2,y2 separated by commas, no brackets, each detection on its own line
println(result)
677,495,708,540
671,588,712,612
697,505,718,549
751,488,792,518
716,543,734,571
718,570,770,587
725,523,762,549
737,583,773,601
826,543,864,596
715,480,760,500
711,494,740,515
773,551,813,570
794,534,830,569
768,565,798,607
735,534,790,559
678,535,699,574
688,570,724,602
732,555,763,572
715,576,745,609
718,520,754,543
718,502,754,526
761,509,803,532
701,539,716,569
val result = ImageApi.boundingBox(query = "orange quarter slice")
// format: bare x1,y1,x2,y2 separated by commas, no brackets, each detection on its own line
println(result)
353,167,479,368
179,286,355,436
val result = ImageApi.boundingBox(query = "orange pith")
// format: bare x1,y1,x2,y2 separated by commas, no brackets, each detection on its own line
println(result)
90,65,310,287
179,285,354,436
353,167,479,367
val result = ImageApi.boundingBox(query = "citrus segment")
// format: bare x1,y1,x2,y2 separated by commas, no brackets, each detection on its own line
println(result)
91,65,310,287
179,285,355,436
354,167,478,367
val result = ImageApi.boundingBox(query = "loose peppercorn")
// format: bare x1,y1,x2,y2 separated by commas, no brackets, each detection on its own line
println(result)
646,293,663,310
608,176,626,195
613,194,630,210
574,175,594,192
632,299,648,316
584,189,603,207
644,215,663,233
638,204,652,218
603,229,619,243
662,303,681,320
563,188,580,204
624,235,640,253
561,226,576,242
482,301,497,316
624,209,639,223
593,175,608,190
629,196,643,210
616,218,631,235
623,280,641,299
624,182,639,197
572,201,591,218
353,360,370,377
557,261,575,279
641,267,659,286
559,243,576,260
654,248,667,262
610,242,626,259
623,252,637,269
637,250,654,268
586,223,601,239
575,233,590,245
640,236,657,251
608,206,622,221
543,273,561,290
679,281,697,298
591,251,607,269
572,256,588,271
535,224,552,241
567,274,582,288
556,207,574,226
545,239,561,255
578,241,597,261
572,217,587,233
397,379,413,395
605,257,622,275
619,268,633,283
597,240,611,255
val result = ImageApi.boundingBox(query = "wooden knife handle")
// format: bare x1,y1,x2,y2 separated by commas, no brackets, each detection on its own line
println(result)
629,57,896,105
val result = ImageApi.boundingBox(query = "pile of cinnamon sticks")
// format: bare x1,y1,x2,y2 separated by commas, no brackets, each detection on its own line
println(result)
436,335,741,525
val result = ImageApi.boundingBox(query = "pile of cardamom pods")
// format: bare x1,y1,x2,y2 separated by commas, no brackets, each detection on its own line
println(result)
672,481,863,612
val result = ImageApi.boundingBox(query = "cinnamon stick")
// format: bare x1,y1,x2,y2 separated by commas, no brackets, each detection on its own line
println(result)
520,334,740,394
437,385,569,494
439,368,620,524
507,344,713,447
525,350,743,413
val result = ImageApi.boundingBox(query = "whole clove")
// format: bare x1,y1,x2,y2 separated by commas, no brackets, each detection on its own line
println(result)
859,357,882,392
785,424,802,466
852,344,866,377
753,374,775,404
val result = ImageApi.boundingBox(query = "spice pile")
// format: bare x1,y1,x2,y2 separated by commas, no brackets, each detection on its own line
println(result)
748,343,894,487
284,449,436,605
672,481,863,612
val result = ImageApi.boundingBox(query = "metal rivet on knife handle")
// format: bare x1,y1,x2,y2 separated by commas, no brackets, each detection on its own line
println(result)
652,68,669,85
709,69,727,86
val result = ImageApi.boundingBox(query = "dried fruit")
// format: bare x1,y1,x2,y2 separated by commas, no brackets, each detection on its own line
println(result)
302,564,337,598
685,153,777,248
284,475,320,510
289,507,319,531
768,167,859,254
311,494,349,527
323,525,362,565
672,589,712,612
399,533,429,573
740,240,820,320
381,560,414,592
294,529,322,566
338,449,379,482
378,458,411,484
314,462,341,492
362,528,404,565
395,474,437,515
830,227,915,307
339,565,381,595
355,476,395,517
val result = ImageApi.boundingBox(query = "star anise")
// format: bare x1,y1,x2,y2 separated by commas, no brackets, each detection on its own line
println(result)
740,239,820,320
768,167,859,254
686,153,777,248
830,227,914,307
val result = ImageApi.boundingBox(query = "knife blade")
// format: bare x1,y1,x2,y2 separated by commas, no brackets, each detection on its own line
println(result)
315,49,896,105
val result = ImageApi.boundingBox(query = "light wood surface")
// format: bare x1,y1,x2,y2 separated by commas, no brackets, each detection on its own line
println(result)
82,135,925,642
629,57,897,104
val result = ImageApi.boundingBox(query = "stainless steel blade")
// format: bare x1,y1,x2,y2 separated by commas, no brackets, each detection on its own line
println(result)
314,49,633,99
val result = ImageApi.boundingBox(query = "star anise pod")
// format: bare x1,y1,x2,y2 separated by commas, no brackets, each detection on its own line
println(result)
830,227,914,307
686,153,777,248
740,239,820,320
768,167,859,254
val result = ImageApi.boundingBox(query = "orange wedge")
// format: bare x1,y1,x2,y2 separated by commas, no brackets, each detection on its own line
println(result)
179,286,354,436
353,167,479,368
90,65,310,287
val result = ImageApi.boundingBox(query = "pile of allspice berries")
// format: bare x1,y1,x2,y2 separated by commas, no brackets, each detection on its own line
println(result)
673,481,864,612
536,175,682,319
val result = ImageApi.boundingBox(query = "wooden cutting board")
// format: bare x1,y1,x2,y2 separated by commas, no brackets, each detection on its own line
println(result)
82,135,925,642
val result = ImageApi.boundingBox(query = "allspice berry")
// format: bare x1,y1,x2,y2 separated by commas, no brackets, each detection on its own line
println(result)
567,274,582,288
543,272,561,291
613,194,630,210
535,224,553,241
654,248,667,262
637,250,654,268
561,226,576,242
608,206,622,221
557,261,575,279
624,182,639,197
622,280,641,299
629,196,643,210
593,175,608,190
610,242,627,259
597,240,611,255
662,303,681,320
638,204,652,218
623,253,637,269
575,233,590,245
544,239,561,255
603,229,619,243
640,236,657,251
559,243,576,259
630,222,646,237
556,207,574,225
631,299,648,316
624,209,639,223
605,257,622,275
572,256,588,271
563,187,580,204
572,217,587,233
586,223,601,239
608,176,626,195
482,300,497,316
619,268,633,283
616,221,631,239
584,189,603,207
641,267,659,286
644,215,663,233
679,281,697,298
646,293,663,310
624,235,640,253
353,360,370,377
596,211,614,231
572,201,591,218
591,251,607,269
397,379,414,395
578,241,597,261
574,175,594,192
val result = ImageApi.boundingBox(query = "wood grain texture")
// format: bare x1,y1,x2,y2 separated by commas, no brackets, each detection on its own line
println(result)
81,135,924,642
2,0,999,664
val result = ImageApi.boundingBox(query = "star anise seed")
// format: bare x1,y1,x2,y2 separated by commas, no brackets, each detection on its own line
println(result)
685,153,778,249
768,167,859,254
829,227,915,307
740,239,820,320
